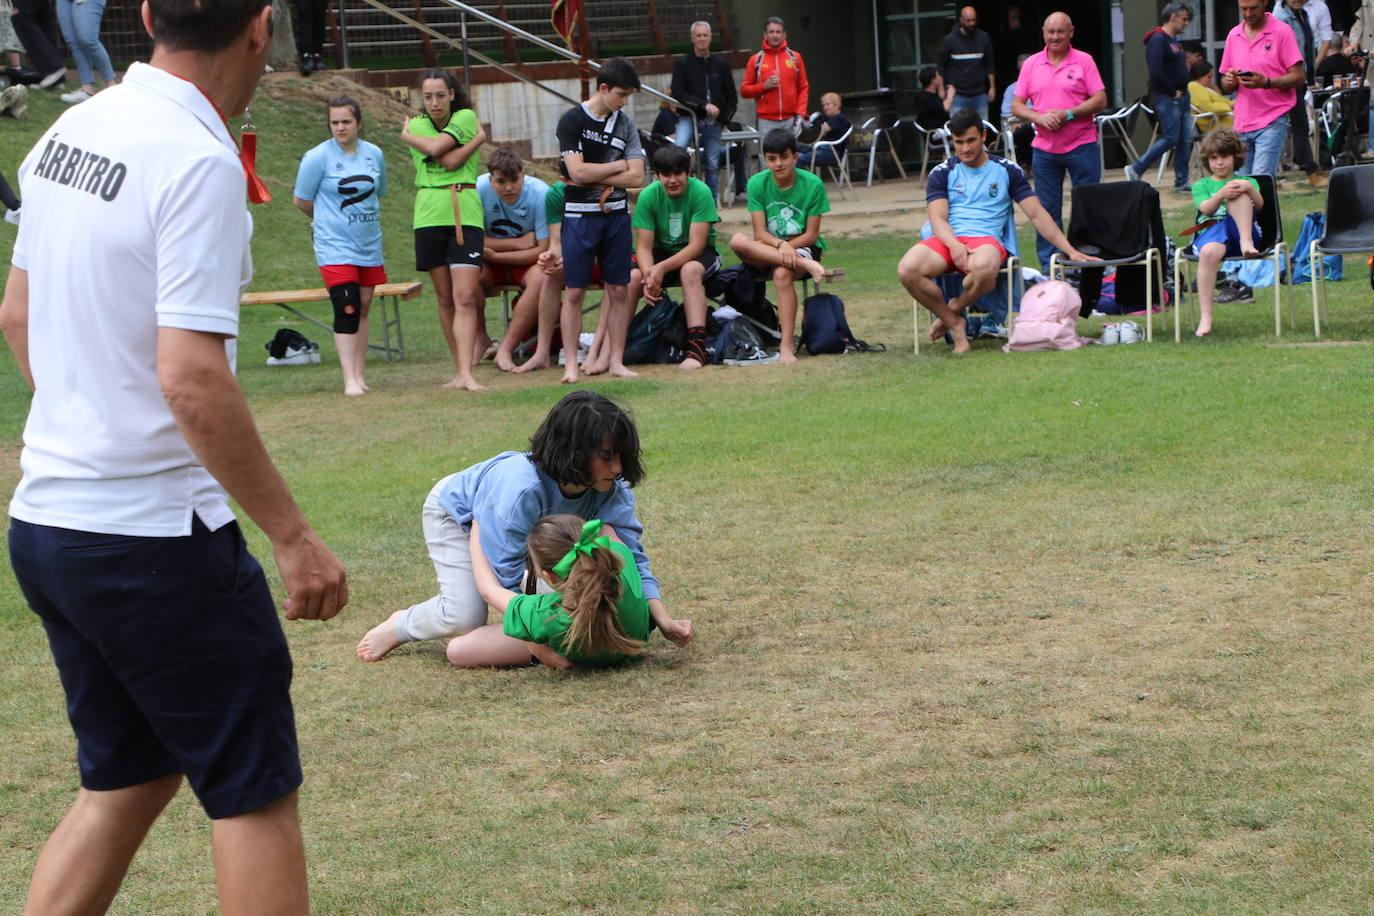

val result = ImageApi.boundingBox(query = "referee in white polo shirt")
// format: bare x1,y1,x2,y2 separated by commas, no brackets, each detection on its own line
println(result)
0,1,347,912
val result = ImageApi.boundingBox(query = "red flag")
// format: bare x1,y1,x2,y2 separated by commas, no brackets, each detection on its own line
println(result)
551,0,580,50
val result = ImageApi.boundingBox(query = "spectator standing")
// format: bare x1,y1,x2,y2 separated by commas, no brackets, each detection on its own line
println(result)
1011,12,1108,271
0,2,348,912
939,6,995,119
1219,0,1307,179
10,0,65,89
55,0,116,104
1001,54,1034,169
1273,0,1332,187
296,0,327,74
1125,3,1195,194
1189,59,1235,131
1349,0,1374,144
670,20,737,202
742,16,809,135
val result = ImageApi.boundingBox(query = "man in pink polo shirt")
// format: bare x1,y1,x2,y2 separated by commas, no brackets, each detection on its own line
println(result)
1011,12,1108,270
1219,0,1306,178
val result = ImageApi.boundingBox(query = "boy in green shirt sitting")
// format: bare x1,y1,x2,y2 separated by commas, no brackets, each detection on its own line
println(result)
632,145,721,370
1190,128,1262,338
730,128,829,363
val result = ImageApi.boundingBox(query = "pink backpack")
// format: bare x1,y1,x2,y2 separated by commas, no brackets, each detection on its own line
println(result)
1003,280,1089,352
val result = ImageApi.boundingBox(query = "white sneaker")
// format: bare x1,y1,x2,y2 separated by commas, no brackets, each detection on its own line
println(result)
266,345,317,366
60,88,92,104
1100,323,1120,345
37,68,65,89
1118,320,1143,345
1124,164,1140,182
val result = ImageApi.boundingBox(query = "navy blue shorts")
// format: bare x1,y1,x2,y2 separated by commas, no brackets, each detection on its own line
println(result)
9,517,301,819
1196,215,1263,259
561,209,632,288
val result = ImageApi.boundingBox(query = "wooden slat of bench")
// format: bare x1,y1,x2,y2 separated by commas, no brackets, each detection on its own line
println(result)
240,281,423,307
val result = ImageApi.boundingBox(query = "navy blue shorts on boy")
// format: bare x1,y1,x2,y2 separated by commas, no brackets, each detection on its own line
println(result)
9,516,302,820
561,209,633,288
1196,215,1263,259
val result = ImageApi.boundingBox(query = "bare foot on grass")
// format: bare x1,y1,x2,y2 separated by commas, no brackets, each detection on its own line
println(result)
344,384,365,397
515,354,549,373
357,610,406,662
608,364,639,379
679,357,703,371
928,317,947,341
1195,320,1213,338
778,349,798,364
561,369,579,384
494,348,517,372
442,374,487,392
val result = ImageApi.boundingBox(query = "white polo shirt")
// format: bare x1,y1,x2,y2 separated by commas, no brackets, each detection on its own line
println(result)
10,62,253,537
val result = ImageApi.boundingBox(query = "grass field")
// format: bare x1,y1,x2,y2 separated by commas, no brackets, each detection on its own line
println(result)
1,79,1374,913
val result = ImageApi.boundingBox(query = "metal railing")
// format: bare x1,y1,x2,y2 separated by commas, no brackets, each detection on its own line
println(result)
356,0,701,171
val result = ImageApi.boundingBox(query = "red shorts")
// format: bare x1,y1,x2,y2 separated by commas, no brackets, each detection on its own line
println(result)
917,236,1007,274
488,264,531,287
320,264,388,288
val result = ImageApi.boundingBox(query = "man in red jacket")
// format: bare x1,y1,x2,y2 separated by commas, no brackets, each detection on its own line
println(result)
742,17,809,135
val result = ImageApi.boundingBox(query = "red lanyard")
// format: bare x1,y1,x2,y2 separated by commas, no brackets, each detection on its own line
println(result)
166,70,271,204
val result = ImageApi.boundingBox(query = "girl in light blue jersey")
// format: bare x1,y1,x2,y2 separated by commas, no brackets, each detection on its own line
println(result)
293,96,388,395
357,390,692,663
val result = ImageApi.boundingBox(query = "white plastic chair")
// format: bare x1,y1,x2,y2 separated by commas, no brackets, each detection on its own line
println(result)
852,116,908,187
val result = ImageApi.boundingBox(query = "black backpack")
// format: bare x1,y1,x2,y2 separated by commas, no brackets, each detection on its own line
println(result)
711,263,780,335
801,293,883,355
623,293,684,364
265,328,315,359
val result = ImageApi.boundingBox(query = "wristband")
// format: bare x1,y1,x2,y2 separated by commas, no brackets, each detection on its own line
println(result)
1065,110,1076,122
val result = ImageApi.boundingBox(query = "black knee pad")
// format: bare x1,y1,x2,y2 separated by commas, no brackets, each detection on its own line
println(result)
329,282,362,334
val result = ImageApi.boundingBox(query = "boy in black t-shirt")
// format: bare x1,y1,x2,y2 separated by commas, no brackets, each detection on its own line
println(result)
554,57,646,383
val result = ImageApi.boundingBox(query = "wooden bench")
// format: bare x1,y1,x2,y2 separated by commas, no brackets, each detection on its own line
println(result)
240,281,423,363
801,267,846,300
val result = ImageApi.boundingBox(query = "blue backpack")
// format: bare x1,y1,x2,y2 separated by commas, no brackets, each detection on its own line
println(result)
800,293,884,355
1290,212,1343,283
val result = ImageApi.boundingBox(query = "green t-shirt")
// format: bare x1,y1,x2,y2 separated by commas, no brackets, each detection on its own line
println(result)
408,109,482,230
1191,174,1260,223
501,541,650,667
631,178,719,254
746,167,830,251
545,181,565,226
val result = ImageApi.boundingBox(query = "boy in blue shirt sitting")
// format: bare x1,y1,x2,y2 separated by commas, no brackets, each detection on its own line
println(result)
476,148,551,371
897,108,1094,353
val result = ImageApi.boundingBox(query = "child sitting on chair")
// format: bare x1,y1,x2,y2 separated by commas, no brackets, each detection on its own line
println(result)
729,128,829,363
1191,128,1262,338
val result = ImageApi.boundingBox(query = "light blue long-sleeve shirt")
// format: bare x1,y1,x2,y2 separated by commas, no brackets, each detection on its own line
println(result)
434,451,661,601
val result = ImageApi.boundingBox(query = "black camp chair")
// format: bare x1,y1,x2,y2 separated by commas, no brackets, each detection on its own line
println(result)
1310,164,1374,337
1173,173,1291,340
1049,180,1167,341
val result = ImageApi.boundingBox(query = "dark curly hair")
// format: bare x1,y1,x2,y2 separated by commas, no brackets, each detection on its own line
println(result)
529,391,644,489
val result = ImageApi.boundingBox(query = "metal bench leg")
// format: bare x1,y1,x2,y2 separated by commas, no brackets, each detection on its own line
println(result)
1310,240,1322,338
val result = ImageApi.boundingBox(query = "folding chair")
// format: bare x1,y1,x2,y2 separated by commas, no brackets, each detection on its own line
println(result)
903,117,952,183
911,213,1023,354
850,116,908,187
1096,102,1151,176
1049,180,1166,341
1310,164,1374,337
1173,173,1292,340
806,124,854,198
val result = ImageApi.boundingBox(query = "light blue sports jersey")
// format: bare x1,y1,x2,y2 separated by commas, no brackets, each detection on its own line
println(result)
292,138,387,267
476,172,551,241
925,154,1033,240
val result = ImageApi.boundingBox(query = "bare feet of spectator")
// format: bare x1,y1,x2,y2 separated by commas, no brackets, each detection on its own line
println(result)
928,317,946,341
1195,319,1213,338
493,347,517,372
778,349,798,364
801,258,826,284
608,363,639,379
561,368,579,384
442,374,487,392
514,353,549,373
1240,243,1259,258
357,610,405,662
472,334,494,364
344,383,365,397
679,356,703,371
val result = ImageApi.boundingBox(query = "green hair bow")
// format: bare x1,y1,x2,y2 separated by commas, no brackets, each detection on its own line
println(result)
552,519,612,578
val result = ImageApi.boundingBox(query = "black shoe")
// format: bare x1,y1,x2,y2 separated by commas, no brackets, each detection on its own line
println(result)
312,53,323,73
4,67,39,86
299,53,312,76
